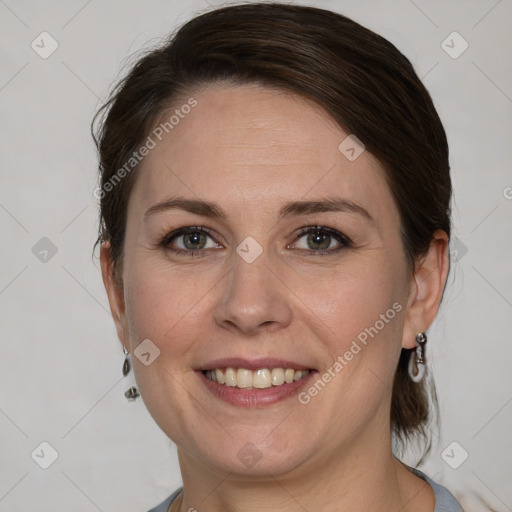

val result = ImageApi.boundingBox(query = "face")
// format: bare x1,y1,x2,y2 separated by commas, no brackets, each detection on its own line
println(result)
108,83,418,477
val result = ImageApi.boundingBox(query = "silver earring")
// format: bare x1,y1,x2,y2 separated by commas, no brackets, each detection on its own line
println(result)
122,345,140,401
408,332,427,383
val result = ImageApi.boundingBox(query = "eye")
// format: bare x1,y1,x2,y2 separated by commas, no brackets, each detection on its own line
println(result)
160,226,221,256
291,226,351,254
159,225,351,257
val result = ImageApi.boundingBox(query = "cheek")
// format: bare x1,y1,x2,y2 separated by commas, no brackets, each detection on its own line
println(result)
123,259,212,360
295,256,406,413
286,260,405,447
297,257,403,348
300,262,405,401
121,263,213,441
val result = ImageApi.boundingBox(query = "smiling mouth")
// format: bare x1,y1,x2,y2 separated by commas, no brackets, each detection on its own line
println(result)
203,367,312,389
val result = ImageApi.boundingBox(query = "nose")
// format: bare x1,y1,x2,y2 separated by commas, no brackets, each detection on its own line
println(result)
213,248,293,336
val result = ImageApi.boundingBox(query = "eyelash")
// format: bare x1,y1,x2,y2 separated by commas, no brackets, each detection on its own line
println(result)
159,225,352,258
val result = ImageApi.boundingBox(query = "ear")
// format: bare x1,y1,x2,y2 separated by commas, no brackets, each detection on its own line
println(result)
100,241,129,351
402,230,450,349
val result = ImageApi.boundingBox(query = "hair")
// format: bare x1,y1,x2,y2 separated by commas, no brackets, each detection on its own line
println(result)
92,2,451,458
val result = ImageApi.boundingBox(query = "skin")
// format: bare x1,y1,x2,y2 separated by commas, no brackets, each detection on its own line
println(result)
101,83,449,511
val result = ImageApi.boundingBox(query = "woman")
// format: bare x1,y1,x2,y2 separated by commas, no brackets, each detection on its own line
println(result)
93,3,464,511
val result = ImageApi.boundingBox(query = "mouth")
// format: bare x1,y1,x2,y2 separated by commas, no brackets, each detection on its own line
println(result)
202,367,311,389
196,358,318,407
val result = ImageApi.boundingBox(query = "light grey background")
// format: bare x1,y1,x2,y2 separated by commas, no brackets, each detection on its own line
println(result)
0,0,511,511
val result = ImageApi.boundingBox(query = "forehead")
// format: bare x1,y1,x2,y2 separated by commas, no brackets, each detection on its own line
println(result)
128,84,397,226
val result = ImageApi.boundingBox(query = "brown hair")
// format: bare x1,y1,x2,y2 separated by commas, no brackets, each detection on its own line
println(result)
92,2,451,457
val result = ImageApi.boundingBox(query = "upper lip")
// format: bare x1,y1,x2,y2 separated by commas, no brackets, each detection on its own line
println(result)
197,357,315,372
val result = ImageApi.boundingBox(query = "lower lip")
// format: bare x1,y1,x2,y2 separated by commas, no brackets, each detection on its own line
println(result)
197,370,317,407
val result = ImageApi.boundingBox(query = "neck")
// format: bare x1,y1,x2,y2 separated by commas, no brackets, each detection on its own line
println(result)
175,425,434,512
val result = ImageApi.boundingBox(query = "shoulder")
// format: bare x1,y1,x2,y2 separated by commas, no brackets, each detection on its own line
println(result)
146,487,183,512
408,467,465,512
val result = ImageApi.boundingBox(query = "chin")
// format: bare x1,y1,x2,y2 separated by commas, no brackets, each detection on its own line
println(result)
196,438,313,478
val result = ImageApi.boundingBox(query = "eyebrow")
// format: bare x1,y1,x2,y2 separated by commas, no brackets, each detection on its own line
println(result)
144,196,374,223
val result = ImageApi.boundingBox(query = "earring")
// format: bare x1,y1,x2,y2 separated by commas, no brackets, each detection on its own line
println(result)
408,332,427,383
124,386,140,401
122,345,140,401
122,345,131,376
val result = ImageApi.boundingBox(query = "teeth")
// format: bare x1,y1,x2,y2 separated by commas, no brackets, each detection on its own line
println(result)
271,368,285,385
253,369,272,388
284,368,295,383
236,368,253,388
215,368,224,384
225,367,237,387
204,367,311,388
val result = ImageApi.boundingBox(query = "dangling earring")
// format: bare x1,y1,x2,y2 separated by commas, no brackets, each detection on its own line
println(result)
408,332,427,383
122,345,131,376
122,345,140,401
